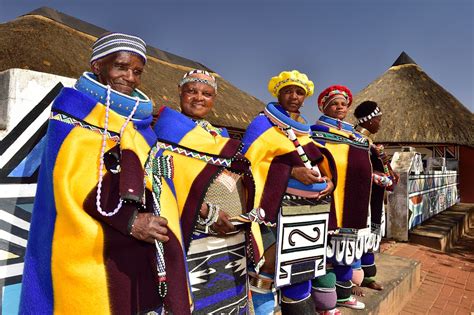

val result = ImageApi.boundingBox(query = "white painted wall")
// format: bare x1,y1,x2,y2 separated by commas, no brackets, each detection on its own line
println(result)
0,68,76,138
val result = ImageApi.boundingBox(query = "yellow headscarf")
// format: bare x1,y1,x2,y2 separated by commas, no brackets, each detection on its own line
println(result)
268,70,314,98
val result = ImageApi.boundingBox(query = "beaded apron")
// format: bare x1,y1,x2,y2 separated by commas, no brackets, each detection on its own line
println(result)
188,170,248,313
275,195,330,288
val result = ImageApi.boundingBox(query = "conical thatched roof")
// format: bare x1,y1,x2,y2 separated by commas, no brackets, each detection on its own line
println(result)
0,7,264,129
349,52,474,147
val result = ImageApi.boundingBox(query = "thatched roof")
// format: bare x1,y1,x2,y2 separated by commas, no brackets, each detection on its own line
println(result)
0,7,264,129
348,52,474,147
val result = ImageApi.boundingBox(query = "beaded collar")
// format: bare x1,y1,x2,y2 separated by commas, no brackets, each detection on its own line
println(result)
271,103,310,125
355,125,373,139
317,115,355,133
74,72,153,119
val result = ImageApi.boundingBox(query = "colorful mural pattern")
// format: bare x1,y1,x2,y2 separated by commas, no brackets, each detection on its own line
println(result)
408,172,458,229
0,84,62,314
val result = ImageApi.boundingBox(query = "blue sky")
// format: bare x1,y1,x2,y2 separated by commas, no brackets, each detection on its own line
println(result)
1,0,473,121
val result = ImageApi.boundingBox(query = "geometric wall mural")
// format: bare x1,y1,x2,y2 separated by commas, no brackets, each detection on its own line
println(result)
1,83,62,314
408,172,458,229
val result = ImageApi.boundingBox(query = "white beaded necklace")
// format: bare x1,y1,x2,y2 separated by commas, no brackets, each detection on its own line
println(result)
96,85,140,217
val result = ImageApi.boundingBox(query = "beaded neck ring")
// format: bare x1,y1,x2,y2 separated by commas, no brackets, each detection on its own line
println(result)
264,103,322,178
96,85,140,217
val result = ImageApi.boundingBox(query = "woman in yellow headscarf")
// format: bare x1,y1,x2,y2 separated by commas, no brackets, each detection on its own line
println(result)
242,70,338,314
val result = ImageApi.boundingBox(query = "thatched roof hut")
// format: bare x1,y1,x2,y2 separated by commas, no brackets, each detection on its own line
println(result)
0,7,264,131
348,52,474,147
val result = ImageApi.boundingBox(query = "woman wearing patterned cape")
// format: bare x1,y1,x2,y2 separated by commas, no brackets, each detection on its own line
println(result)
19,33,194,314
310,85,371,310
242,70,338,314
353,101,399,291
152,70,255,314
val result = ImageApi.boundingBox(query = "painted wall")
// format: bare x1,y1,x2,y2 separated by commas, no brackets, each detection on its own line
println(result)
408,172,458,229
0,68,75,314
387,149,459,241
459,146,474,202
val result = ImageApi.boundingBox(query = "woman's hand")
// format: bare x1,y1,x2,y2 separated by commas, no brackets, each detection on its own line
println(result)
290,166,321,185
210,211,236,236
199,202,236,236
317,176,334,200
130,213,169,243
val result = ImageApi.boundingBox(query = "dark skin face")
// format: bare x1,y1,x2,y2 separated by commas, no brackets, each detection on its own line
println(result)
179,80,216,119
323,97,349,121
277,85,307,113
360,115,382,134
91,51,144,96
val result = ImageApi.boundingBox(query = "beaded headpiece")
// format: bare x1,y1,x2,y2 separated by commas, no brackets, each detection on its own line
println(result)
91,32,147,64
354,101,382,124
178,69,218,92
268,70,314,98
317,85,353,111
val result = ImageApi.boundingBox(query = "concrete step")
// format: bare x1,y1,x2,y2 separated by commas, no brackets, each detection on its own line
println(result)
408,203,474,252
341,253,420,315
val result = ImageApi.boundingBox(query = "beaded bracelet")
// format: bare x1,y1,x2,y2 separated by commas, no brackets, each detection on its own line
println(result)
129,212,139,236
197,202,220,227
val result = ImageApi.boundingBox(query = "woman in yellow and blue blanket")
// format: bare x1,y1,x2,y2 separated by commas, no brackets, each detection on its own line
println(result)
311,85,372,311
20,33,195,314
242,70,339,314
153,70,255,314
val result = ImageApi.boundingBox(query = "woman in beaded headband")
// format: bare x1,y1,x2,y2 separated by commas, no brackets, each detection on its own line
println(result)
154,68,254,313
312,85,371,311
317,85,353,121
354,100,383,135
353,101,398,293
177,70,219,120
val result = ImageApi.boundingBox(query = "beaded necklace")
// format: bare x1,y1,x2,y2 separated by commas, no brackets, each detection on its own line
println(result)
93,85,170,298
193,119,223,137
264,103,322,177
96,86,140,216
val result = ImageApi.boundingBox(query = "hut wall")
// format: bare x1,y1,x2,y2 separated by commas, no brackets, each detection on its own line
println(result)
0,68,74,314
459,146,474,202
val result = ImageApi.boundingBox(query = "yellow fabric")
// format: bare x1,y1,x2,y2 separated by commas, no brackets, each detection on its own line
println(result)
324,142,349,227
51,105,122,313
160,123,234,220
246,126,315,209
245,125,325,262
313,126,366,227
267,70,315,97
50,103,186,312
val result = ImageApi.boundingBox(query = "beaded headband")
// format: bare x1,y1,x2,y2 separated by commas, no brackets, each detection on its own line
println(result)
357,106,382,124
178,69,218,91
91,32,147,64
318,85,353,111
320,90,350,109
273,78,311,96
